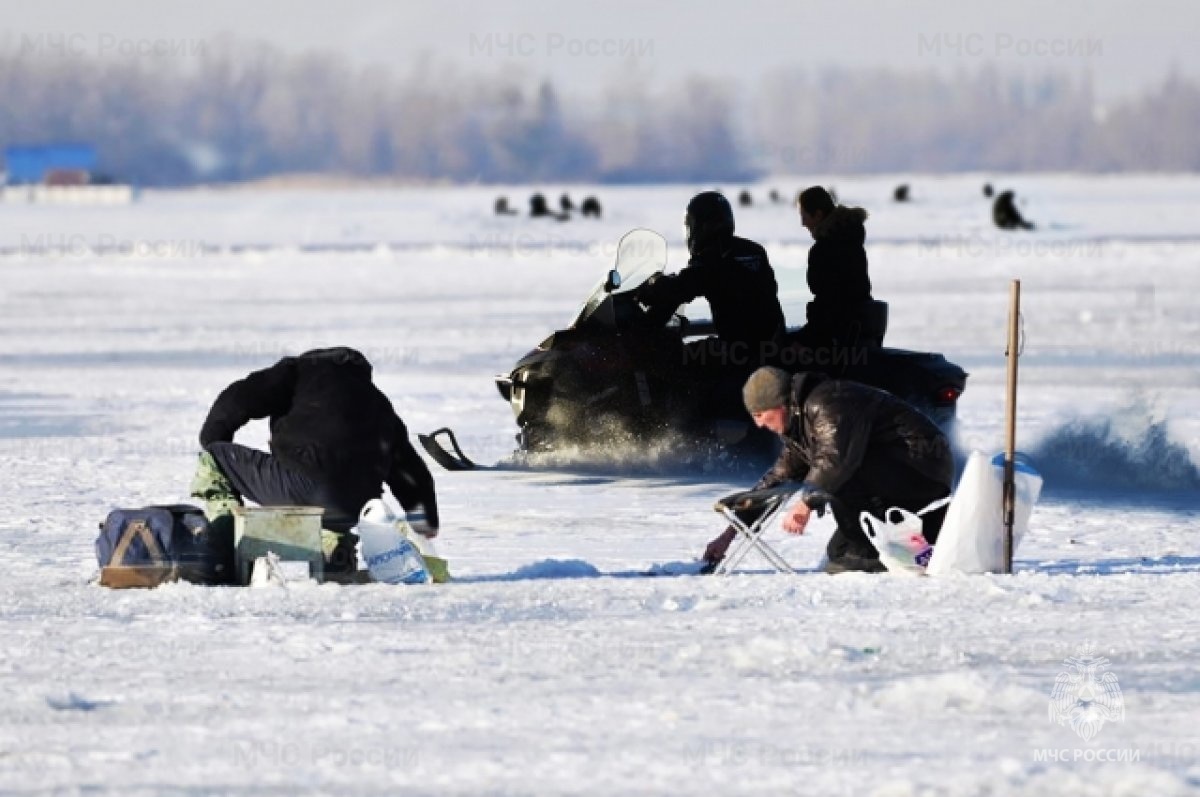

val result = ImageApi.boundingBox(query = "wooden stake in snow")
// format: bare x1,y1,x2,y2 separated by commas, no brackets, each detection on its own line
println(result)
1002,280,1022,574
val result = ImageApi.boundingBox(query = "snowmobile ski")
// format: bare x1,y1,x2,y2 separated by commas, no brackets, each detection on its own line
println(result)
419,427,478,471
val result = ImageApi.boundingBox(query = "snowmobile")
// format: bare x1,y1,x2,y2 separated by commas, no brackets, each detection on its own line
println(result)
424,229,967,468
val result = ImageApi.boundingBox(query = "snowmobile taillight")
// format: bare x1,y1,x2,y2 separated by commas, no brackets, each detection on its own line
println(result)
935,386,962,405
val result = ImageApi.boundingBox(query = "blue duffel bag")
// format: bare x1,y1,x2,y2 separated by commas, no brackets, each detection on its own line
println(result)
96,504,233,587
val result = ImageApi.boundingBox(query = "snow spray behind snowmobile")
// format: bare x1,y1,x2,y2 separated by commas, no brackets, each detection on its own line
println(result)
424,229,967,467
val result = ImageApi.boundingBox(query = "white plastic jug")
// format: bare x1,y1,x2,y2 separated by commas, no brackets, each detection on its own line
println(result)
355,499,430,585
926,451,1043,575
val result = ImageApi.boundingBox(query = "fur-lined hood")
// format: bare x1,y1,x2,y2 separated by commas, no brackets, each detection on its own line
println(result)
813,205,868,242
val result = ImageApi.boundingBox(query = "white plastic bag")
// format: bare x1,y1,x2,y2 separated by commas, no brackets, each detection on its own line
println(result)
926,451,1043,575
355,499,430,585
860,500,946,575
249,552,313,587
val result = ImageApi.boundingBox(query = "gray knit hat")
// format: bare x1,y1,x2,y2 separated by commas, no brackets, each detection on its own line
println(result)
742,367,792,414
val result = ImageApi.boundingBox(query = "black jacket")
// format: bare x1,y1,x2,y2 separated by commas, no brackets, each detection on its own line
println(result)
992,191,1034,230
755,372,952,496
806,206,872,326
199,347,438,528
640,236,785,348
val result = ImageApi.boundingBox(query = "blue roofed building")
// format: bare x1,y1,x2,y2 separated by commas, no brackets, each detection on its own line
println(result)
4,144,97,184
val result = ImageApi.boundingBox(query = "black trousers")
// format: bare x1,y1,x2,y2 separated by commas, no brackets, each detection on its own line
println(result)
825,460,951,560
205,442,363,533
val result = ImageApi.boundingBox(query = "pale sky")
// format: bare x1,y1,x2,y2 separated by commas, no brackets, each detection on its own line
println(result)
5,0,1196,101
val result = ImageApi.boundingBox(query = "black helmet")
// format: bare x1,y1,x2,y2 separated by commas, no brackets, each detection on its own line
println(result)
684,191,734,256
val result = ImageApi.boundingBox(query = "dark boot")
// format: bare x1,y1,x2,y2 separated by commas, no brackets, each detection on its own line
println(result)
824,552,887,574
321,529,360,577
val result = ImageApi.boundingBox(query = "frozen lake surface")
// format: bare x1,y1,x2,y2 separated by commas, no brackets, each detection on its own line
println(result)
1,174,1198,795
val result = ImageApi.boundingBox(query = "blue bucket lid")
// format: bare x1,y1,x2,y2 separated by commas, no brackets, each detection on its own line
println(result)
991,451,1040,476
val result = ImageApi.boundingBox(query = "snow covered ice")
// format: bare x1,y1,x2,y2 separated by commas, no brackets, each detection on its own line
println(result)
1,175,1198,795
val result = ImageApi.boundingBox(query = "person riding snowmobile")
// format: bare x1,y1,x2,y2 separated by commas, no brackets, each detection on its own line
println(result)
636,191,785,373
792,186,876,353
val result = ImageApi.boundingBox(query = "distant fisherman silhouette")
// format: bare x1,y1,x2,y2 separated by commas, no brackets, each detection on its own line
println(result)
494,196,517,216
580,196,602,218
529,193,553,218
993,190,1034,230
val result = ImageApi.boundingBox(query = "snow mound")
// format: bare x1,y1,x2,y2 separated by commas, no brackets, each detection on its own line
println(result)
870,766,1195,797
870,670,1043,716
644,560,708,577
45,692,112,712
507,559,603,580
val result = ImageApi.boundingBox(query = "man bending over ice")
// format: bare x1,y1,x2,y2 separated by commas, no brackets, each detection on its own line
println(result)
704,367,953,573
190,347,438,573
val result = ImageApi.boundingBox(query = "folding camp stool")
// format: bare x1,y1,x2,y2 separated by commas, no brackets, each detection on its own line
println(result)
711,484,805,575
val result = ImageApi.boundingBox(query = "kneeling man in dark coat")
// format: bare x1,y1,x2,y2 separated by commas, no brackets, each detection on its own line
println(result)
704,367,953,573
190,347,439,571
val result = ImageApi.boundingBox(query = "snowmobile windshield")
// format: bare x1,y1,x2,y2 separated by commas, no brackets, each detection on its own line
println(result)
572,229,668,327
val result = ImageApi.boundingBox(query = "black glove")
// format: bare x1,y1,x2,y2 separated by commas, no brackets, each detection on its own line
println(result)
635,273,662,304
799,486,836,515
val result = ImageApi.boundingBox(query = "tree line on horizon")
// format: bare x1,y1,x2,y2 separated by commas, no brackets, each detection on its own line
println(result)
1,39,1197,186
